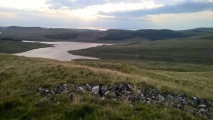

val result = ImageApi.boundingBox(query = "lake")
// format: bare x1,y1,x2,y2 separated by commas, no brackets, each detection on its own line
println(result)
14,41,104,61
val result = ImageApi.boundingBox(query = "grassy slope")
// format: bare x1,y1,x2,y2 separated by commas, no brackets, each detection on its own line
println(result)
0,40,52,54
0,54,206,120
69,35,213,100
70,35,213,63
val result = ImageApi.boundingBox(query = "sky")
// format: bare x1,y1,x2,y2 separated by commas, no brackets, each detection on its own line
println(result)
0,0,213,30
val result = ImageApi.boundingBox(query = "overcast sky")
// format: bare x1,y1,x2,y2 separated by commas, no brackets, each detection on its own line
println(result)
0,0,213,30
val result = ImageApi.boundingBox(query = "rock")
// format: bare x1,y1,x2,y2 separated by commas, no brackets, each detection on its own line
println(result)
146,97,153,103
68,92,76,100
50,90,55,95
100,85,108,95
74,85,85,92
198,104,207,109
104,91,117,99
178,93,186,98
128,94,140,102
91,86,99,96
205,109,213,119
149,87,158,96
198,108,208,115
188,96,200,107
63,84,69,90
120,83,132,91
53,88,62,94
55,84,64,91
137,89,142,95
157,94,165,103
176,103,185,110
79,86,86,92
122,90,132,96
37,88,48,95
36,82,213,120
166,94,175,102
85,84,92,91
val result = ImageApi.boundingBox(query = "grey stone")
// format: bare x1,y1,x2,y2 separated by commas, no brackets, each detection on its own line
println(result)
79,86,85,92
85,84,92,91
198,108,207,115
188,96,200,107
176,103,184,110
198,104,207,109
51,90,55,95
128,94,140,102
188,109,197,115
63,84,69,90
38,88,47,95
166,94,175,102
100,85,108,95
68,92,76,100
103,91,117,98
122,90,132,96
91,86,99,96
157,94,165,103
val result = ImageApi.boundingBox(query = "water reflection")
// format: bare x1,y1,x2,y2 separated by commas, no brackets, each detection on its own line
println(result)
14,41,104,61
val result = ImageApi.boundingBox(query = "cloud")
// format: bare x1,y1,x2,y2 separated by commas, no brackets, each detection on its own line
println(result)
46,0,147,9
102,1,213,18
145,11,213,30
0,0,212,30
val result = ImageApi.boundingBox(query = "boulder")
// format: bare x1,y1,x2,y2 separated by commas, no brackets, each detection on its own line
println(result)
91,86,99,96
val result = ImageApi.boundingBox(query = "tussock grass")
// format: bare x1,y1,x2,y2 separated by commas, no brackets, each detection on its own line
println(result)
0,54,209,119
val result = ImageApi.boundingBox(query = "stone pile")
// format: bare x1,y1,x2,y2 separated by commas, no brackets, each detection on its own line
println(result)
37,82,213,119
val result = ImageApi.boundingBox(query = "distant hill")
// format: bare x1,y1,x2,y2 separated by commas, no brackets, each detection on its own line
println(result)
98,29,193,40
0,26,212,42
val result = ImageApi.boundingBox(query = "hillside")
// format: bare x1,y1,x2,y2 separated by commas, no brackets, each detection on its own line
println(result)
70,35,213,63
1,54,212,119
0,40,52,54
1,26,213,43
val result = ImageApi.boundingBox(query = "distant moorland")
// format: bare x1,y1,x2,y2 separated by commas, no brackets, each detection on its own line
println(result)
1,26,213,43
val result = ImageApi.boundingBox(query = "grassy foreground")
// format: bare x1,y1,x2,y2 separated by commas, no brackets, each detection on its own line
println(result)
0,54,208,120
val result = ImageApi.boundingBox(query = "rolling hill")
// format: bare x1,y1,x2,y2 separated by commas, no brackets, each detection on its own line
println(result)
1,26,213,43
70,35,213,63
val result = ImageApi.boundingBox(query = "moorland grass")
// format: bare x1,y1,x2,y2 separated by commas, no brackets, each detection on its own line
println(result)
0,54,207,120
0,40,52,54
70,35,213,63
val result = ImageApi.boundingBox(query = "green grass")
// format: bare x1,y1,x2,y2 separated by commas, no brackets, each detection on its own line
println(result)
69,35,213,99
0,54,207,120
0,40,52,54
70,35,213,63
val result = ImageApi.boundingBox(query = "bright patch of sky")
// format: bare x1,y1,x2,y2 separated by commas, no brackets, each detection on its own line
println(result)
0,0,212,30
